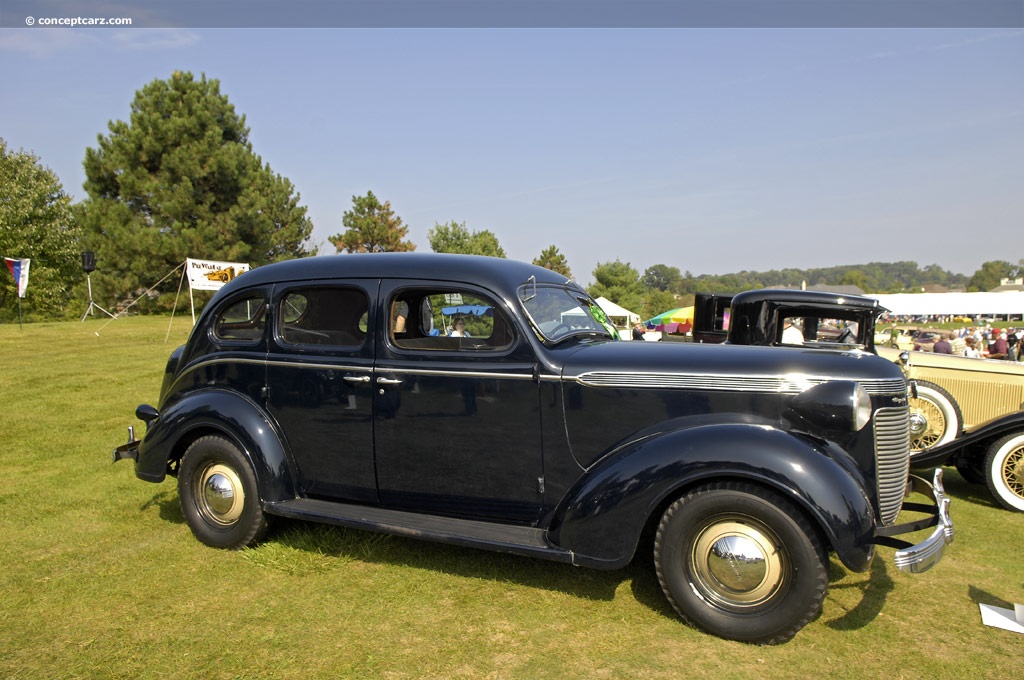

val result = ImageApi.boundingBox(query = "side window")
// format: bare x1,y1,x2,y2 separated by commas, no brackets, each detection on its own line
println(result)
390,289,514,351
779,315,807,345
214,295,267,342
279,286,369,347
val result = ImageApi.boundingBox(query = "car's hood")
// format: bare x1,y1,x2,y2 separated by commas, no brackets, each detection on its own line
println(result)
564,340,905,385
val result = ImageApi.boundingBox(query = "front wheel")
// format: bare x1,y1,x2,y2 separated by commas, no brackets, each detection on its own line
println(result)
654,482,828,645
908,381,963,456
178,435,269,548
984,433,1024,512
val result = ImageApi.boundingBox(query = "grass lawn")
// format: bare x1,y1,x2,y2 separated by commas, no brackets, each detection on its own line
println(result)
1,316,1022,679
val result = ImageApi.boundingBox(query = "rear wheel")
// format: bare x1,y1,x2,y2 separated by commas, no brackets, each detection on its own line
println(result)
178,435,269,548
654,482,828,644
984,433,1024,512
908,381,962,456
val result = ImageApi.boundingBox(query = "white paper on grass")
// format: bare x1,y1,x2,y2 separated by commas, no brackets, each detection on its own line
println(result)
979,604,1024,634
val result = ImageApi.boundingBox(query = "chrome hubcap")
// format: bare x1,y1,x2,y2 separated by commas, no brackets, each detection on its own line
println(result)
908,412,928,436
691,518,787,609
909,399,944,450
196,463,244,526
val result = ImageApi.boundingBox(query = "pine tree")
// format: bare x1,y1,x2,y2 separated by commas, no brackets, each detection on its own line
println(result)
330,191,415,253
78,71,314,311
533,245,572,278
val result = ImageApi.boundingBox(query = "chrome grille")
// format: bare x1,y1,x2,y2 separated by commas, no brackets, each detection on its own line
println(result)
874,406,911,525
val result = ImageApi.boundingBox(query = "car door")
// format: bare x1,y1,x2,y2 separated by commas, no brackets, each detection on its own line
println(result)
265,280,378,503
372,281,545,525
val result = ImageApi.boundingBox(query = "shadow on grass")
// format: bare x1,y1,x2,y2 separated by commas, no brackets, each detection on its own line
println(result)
968,585,1017,611
141,489,184,524
137,487,632,604
822,558,894,632
938,465,1001,510
261,516,636,604
135,488,924,631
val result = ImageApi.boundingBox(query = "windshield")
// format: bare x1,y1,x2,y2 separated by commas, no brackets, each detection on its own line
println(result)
518,283,617,343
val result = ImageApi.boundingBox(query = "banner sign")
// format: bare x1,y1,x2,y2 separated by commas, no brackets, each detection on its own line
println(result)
4,257,30,298
185,258,250,291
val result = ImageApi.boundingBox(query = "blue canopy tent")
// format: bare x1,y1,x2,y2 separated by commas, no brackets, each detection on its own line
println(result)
441,304,492,335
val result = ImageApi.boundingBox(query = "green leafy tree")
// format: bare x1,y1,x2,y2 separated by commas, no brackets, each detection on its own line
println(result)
968,260,1015,292
840,268,868,290
78,71,314,312
640,288,678,322
588,260,645,314
427,221,505,257
331,191,415,253
533,245,572,278
643,264,683,293
0,139,81,320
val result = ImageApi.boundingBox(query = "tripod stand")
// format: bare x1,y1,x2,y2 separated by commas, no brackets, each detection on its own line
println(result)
81,271,116,321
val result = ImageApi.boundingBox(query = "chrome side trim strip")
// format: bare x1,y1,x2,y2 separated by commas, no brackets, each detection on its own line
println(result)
571,372,905,395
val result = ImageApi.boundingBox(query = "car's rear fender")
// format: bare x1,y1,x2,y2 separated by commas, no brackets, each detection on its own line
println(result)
135,388,296,503
548,423,878,571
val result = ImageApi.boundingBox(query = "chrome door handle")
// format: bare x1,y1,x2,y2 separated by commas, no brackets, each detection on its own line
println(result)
343,375,371,384
376,377,403,385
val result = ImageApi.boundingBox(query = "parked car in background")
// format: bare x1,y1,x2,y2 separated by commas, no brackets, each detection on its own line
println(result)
875,325,915,351
694,288,1024,512
113,255,951,644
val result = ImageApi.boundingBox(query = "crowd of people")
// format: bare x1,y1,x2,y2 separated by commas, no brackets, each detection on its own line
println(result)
915,326,1023,361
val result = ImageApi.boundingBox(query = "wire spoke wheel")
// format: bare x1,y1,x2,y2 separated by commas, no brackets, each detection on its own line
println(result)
986,434,1024,512
908,381,962,456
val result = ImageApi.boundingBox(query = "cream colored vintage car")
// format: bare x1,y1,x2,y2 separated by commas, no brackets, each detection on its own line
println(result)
877,348,1024,449
869,348,1024,511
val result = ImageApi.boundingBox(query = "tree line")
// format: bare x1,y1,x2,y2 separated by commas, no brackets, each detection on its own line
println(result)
1,71,1019,324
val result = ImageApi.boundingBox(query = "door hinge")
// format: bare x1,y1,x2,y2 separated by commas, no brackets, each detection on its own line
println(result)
537,476,545,494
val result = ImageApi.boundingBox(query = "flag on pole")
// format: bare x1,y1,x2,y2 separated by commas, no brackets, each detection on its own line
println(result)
4,257,30,298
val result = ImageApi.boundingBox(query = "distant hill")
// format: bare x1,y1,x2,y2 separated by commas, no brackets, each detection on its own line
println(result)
678,261,969,295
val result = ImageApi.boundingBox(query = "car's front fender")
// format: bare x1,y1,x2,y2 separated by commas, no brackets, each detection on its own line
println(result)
548,423,878,571
134,388,296,503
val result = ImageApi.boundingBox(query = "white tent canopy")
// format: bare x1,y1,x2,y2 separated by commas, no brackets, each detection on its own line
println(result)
867,292,1024,318
596,296,641,325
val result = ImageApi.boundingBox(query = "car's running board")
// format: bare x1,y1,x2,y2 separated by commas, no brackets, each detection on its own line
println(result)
265,498,576,564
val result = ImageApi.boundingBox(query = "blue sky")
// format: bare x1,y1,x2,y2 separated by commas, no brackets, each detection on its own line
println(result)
2,13,1022,284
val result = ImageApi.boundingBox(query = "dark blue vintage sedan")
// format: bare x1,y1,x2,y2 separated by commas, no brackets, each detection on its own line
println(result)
114,253,951,644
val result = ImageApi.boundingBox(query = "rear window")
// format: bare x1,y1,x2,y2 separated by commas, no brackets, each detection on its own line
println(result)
213,295,267,342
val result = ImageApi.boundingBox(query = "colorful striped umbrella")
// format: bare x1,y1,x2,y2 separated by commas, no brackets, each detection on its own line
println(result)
643,306,694,330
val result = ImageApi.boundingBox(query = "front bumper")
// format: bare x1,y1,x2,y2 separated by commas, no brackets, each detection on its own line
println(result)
875,468,954,574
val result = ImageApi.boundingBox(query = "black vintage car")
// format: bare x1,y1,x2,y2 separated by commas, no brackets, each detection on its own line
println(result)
114,254,952,644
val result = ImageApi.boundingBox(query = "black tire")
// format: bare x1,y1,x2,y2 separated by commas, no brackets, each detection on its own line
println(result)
908,381,963,456
654,482,828,645
178,435,269,549
984,433,1024,512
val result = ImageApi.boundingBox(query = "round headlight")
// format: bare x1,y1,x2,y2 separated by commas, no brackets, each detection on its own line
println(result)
852,383,872,431
786,380,874,433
